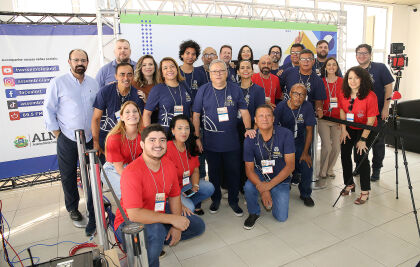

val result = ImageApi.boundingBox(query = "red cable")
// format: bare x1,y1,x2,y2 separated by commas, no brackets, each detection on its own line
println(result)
69,243,97,256
4,237,23,267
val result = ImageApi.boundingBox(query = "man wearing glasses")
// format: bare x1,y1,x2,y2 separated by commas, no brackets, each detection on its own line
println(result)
280,49,326,118
192,59,255,216
196,47,218,83
268,45,283,76
274,84,316,207
355,44,394,181
43,49,99,235
281,43,305,71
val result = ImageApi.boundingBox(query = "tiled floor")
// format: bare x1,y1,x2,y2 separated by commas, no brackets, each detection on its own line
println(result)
2,147,420,266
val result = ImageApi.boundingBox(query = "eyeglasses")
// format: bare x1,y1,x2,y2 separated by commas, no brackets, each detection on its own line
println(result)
300,58,313,62
356,52,370,56
71,59,87,63
291,91,306,98
210,70,226,75
204,53,217,58
349,98,355,112
291,51,301,55
270,51,281,55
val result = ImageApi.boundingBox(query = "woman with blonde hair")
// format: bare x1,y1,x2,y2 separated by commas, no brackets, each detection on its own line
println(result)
101,100,143,198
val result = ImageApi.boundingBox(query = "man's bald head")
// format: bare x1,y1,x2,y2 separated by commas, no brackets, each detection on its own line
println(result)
258,54,272,76
202,47,218,66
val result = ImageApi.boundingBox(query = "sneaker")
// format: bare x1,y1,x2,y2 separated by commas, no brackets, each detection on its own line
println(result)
209,202,220,214
229,204,243,217
243,214,260,230
300,196,315,207
159,250,166,259
69,210,83,221
194,208,205,216
371,168,381,181
291,174,300,185
85,218,96,236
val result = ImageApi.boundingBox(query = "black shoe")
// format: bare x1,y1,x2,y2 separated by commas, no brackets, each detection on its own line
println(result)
229,204,243,217
194,208,205,216
371,168,380,181
159,250,166,259
85,219,96,236
69,210,83,221
291,174,300,185
300,196,315,207
209,202,220,214
243,214,260,230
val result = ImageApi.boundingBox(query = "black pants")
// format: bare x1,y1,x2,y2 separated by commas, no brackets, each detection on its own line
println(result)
57,133,95,218
341,127,374,191
205,149,241,206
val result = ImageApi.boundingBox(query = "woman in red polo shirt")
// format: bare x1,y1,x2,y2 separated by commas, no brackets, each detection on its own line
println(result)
339,66,378,205
166,115,214,216
101,101,143,199
318,57,343,179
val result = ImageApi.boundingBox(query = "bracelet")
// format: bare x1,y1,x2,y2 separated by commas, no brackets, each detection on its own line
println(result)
245,128,252,131
360,137,367,142
193,184,200,189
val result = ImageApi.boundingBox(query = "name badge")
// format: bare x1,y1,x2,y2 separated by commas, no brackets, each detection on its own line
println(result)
237,110,242,119
217,107,229,122
261,160,275,167
262,166,273,174
265,96,271,103
294,123,298,139
115,110,121,121
174,105,183,117
346,113,354,122
182,170,190,186
154,193,166,212
330,97,338,109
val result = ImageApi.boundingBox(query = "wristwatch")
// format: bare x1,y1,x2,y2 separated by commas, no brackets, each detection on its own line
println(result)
360,137,367,142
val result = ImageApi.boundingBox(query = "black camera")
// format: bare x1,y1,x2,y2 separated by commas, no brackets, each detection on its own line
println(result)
390,43,405,54
388,43,408,71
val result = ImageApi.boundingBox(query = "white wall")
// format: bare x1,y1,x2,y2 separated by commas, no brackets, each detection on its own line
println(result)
391,4,420,101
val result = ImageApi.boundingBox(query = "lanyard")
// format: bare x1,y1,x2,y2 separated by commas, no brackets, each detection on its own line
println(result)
126,134,138,161
326,78,337,100
181,69,195,89
145,159,166,194
166,84,183,106
298,71,311,89
174,142,190,173
241,82,253,107
259,73,273,98
256,129,275,161
116,87,131,106
212,85,228,108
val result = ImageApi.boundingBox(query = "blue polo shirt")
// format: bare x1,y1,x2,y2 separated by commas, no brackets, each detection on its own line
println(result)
274,100,316,144
195,65,210,84
180,66,208,100
95,59,137,88
280,61,293,71
238,83,266,125
243,125,295,181
227,66,237,83
193,82,248,152
93,83,145,147
365,62,394,113
280,67,326,105
145,83,192,129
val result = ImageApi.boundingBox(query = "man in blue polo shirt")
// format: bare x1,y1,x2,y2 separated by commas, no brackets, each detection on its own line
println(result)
196,47,217,84
219,45,237,83
280,43,304,73
193,59,255,216
95,39,137,87
274,83,316,207
355,44,394,181
314,40,342,77
243,104,295,229
91,63,145,158
280,49,326,118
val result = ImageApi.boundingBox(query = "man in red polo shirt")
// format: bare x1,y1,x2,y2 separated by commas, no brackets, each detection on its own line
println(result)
114,124,205,267
251,55,282,108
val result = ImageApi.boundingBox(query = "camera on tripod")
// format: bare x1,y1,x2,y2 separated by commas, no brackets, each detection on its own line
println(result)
388,43,408,71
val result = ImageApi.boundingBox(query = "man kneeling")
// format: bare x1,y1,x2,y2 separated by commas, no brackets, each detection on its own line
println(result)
243,104,295,229
114,124,205,267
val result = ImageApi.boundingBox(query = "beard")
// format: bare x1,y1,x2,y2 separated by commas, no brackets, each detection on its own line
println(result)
118,57,130,63
261,67,271,75
74,65,86,74
272,57,280,63
317,52,328,59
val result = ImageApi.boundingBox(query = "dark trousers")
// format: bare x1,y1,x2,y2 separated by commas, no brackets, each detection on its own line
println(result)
205,149,241,206
237,123,247,192
57,133,94,218
294,142,313,198
341,127,374,191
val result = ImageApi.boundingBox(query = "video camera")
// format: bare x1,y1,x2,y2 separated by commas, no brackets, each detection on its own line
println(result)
388,43,408,71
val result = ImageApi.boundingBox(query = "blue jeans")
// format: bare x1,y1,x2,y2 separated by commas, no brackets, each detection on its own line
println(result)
244,169,290,222
294,142,313,198
181,180,215,211
101,162,125,199
116,212,205,267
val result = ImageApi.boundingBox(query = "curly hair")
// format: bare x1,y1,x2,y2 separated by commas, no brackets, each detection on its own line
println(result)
133,55,158,88
179,40,201,62
167,115,199,157
320,57,341,78
342,66,373,100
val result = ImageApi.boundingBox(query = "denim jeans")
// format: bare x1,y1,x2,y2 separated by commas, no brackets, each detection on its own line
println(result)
101,162,126,199
116,212,205,267
181,180,215,211
244,168,290,222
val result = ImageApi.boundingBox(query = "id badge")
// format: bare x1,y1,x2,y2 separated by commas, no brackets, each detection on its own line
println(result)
174,105,183,117
217,107,229,122
346,113,354,122
182,170,190,186
330,97,338,109
154,193,166,212
262,166,273,174
265,96,271,103
294,123,298,139
115,110,121,121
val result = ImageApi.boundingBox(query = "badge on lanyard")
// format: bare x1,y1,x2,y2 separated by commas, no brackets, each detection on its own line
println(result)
237,110,242,119
294,123,298,138
316,69,321,76
192,80,198,90
174,105,183,117
346,113,354,122
154,193,166,212
182,170,190,186
217,107,229,122
330,97,338,109
261,160,274,174
265,96,271,103
115,110,121,121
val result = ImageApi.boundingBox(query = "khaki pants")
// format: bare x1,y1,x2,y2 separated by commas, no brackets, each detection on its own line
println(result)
318,119,341,177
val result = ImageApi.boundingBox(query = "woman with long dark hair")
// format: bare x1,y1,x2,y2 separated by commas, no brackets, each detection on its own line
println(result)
339,66,379,205
166,115,215,215
237,45,259,73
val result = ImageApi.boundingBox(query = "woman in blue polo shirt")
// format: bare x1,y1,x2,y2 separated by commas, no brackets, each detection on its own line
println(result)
143,57,192,130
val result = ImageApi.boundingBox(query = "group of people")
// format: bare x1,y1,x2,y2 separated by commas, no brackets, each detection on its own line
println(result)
43,38,394,266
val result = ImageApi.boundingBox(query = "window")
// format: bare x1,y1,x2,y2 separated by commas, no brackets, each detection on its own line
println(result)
344,4,364,49
367,7,387,50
